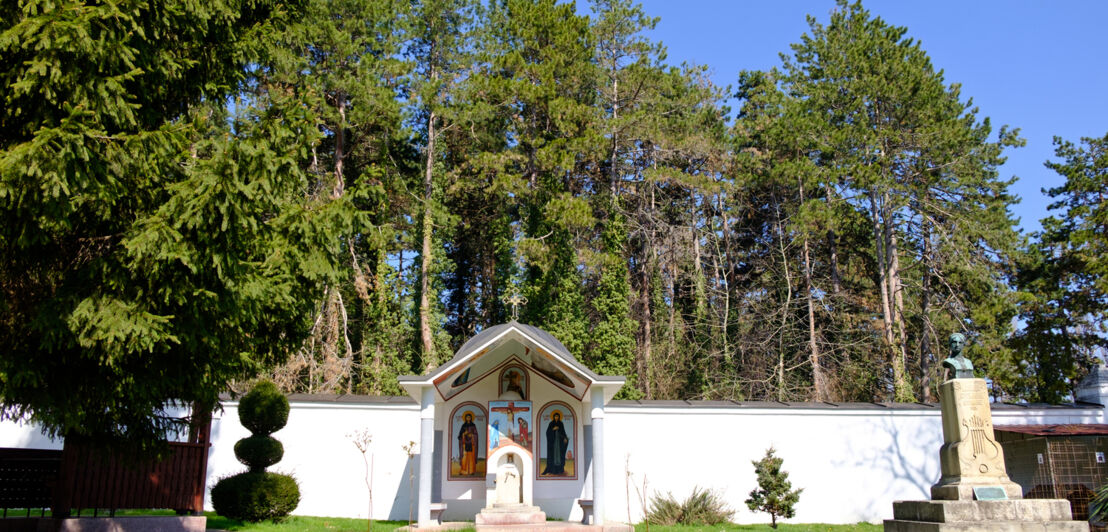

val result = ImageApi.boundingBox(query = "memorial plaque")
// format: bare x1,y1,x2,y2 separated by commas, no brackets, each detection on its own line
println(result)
973,486,1008,501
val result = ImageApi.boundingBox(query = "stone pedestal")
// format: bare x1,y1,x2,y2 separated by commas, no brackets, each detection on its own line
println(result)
930,379,1022,501
883,378,1088,531
885,499,1087,531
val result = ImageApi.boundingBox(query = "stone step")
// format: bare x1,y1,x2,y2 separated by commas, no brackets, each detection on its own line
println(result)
884,519,1089,531
475,508,546,526
892,499,1075,523
475,524,632,532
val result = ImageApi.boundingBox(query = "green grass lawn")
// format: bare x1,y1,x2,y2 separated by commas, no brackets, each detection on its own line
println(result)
202,513,877,532
205,514,428,532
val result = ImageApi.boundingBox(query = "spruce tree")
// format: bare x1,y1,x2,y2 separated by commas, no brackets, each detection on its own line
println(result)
745,447,802,529
0,0,344,451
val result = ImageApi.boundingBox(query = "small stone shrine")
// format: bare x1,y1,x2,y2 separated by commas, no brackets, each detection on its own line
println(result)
884,334,1089,531
398,313,630,530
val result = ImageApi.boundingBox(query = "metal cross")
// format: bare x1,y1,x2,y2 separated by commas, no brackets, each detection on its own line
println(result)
503,293,527,320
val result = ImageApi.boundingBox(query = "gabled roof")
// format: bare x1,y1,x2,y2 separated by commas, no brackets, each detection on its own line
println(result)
398,321,625,404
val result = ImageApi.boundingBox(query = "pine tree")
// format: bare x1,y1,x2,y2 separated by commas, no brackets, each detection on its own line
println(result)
745,447,802,529
776,0,1022,401
1007,133,1108,401
261,0,419,392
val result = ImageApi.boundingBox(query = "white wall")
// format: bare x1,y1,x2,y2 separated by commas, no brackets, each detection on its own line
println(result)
3,399,1103,525
603,403,1104,525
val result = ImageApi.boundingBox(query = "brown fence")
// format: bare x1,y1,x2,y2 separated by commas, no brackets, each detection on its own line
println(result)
0,412,211,518
52,440,209,517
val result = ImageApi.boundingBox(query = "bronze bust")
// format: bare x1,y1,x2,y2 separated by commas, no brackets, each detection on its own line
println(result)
941,332,974,380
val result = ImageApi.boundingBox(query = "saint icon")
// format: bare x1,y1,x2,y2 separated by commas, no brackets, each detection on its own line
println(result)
542,410,569,475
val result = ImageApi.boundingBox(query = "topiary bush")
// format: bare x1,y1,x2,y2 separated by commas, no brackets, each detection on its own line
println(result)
210,471,300,522
211,380,300,522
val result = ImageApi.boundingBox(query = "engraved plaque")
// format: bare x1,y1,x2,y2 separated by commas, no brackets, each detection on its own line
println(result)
973,486,1008,500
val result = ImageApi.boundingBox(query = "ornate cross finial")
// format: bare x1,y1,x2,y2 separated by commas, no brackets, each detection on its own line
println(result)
503,293,527,320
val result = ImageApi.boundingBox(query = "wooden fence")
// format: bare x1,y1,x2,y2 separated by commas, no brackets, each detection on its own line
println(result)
52,440,210,516
0,412,210,518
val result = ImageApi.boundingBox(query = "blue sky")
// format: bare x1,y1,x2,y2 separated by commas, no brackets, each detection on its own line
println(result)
630,0,1108,234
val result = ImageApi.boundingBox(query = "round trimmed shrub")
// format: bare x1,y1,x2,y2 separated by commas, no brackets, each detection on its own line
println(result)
234,435,284,472
238,380,289,435
211,471,300,523
212,380,299,522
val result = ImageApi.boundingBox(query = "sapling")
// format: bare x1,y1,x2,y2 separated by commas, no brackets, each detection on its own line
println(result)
348,428,374,532
745,447,802,528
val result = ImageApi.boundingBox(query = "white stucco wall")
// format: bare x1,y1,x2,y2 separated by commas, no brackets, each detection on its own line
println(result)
603,403,1104,524
2,398,1104,524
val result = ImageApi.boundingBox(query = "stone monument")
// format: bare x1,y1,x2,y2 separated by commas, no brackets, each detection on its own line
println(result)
884,334,1089,531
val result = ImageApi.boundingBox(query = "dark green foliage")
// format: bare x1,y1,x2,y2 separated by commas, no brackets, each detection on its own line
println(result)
238,381,291,436
0,0,344,453
645,487,733,526
1007,132,1108,402
210,471,301,523
1091,481,1108,525
746,448,802,528
213,381,298,522
235,435,285,472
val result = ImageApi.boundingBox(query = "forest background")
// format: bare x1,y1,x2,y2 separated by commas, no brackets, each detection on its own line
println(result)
4,0,1107,448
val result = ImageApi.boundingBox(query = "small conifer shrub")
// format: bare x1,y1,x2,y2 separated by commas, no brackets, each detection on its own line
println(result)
211,381,300,522
745,447,802,529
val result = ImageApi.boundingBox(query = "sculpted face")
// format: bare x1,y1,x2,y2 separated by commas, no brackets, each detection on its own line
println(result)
949,333,966,354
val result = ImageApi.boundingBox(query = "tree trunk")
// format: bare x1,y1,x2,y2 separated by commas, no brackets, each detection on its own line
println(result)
826,183,842,294
869,188,907,400
882,190,911,401
919,217,934,402
333,96,346,198
419,109,437,371
774,196,792,402
638,236,653,400
801,181,826,402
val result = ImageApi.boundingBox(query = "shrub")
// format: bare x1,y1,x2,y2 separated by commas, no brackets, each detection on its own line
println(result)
238,380,290,435
745,447,802,529
210,471,300,522
646,486,733,526
235,435,285,471
1091,482,1108,524
212,380,299,522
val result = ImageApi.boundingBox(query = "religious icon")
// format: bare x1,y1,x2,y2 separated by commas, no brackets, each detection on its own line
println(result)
488,400,532,454
449,403,486,479
530,350,575,388
499,366,528,400
539,403,575,478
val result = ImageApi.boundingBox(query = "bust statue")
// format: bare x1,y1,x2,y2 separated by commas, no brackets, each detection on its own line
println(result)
941,332,974,380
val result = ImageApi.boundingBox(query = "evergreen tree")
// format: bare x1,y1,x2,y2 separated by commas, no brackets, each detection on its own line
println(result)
478,0,597,353
408,0,478,370
1008,133,1108,401
777,0,1022,401
262,0,418,393
745,447,802,529
588,213,641,398
0,0,343,450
